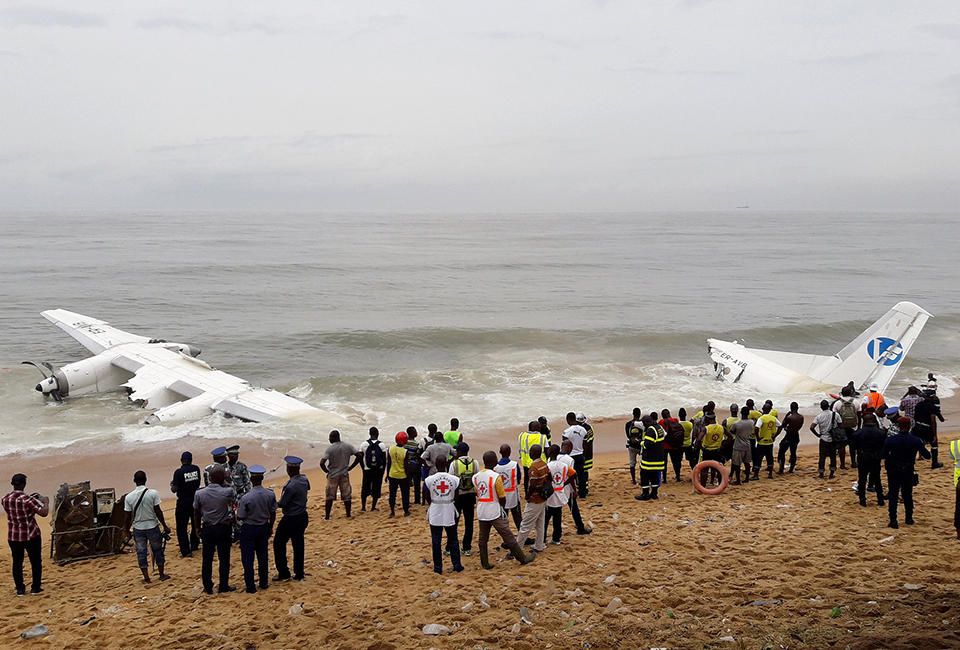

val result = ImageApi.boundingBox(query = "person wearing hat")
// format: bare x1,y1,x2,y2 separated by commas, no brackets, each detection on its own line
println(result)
274,456,310,582
237,465,276,593
226,446,252,499
863,382,887,414
193,466,238,593
204,447,233,487
320,430,362,520
170,451,202,557
881,416,931,528
578,413,595,496
385,432,412,518
2,473,49,595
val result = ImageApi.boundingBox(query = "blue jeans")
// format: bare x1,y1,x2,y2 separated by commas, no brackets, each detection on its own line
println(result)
132,526,164,569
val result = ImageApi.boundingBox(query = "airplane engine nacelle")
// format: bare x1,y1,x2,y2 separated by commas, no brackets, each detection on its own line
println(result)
142,394,215,425
36,354,131,398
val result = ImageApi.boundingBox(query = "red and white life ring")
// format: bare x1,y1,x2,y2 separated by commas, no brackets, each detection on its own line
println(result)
692,460,729,495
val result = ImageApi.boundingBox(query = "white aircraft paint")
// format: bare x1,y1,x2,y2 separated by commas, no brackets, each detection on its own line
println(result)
707,301,932,395
31,309,327,425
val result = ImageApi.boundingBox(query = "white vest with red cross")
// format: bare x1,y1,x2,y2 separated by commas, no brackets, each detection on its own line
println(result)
473,469,503,521
494,460,520,509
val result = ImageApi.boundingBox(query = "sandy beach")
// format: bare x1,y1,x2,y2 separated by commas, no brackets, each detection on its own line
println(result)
1,395,959,648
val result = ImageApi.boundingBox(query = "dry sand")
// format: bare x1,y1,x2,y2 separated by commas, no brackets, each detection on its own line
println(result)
1,396,959,648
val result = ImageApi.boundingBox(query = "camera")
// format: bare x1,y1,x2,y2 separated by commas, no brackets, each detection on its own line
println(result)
161,530,172,542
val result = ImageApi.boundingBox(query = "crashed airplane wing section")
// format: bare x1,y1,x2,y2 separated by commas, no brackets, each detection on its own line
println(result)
29,309,325,425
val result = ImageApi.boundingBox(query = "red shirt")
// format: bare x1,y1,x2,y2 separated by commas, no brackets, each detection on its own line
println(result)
2,491,43,542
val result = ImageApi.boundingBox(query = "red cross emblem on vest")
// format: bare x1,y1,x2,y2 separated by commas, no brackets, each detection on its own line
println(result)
476,481,488,497
436,480,450,495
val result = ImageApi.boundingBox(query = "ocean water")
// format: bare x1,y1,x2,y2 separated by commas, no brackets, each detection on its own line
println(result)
1,210,958,455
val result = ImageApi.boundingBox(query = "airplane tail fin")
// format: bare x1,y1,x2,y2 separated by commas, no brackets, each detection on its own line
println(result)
816,301,932,393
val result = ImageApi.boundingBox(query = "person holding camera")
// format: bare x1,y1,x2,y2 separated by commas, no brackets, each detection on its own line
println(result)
2,473,49,595
123,470,171,584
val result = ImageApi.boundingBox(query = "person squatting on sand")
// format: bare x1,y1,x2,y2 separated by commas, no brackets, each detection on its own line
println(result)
2,473,49,595
123,470,171,584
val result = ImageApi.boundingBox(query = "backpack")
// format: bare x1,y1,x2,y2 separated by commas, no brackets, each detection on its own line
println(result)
664,419,684,448
364,439,385,469
403,443,422,476
838,401,858,429
627,422,644,450
455,457,477,494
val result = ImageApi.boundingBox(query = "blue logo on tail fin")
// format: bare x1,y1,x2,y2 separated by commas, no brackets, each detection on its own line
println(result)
867,337,903,366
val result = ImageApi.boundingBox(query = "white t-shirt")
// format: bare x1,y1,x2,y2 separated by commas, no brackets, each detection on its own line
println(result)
473,469,504,521
562,425,586,456
424,472,460,527
813,409,839,442
124,486,161,530
494,460,520,509
546,459,572,507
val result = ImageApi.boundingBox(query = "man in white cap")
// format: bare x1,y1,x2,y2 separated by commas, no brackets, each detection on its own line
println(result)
237,465,276,594
864,383,887,415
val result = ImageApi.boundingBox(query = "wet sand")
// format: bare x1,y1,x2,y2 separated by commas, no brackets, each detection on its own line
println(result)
1,396,959,648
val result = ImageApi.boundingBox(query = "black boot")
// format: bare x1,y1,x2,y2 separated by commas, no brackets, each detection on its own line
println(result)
859,496,867,507
650,486,659,500
635,487,650,501
508,542,534,564
888,519,899,529
479,547,493,570
932,447,944,469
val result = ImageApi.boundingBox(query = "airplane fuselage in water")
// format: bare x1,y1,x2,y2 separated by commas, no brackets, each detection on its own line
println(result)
707,301,932,395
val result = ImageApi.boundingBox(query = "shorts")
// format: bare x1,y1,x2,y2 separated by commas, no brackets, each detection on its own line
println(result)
325,474,353,501
731,447,751,467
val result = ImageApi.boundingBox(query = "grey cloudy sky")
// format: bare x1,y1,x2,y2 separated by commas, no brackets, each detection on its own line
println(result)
1,1,958,211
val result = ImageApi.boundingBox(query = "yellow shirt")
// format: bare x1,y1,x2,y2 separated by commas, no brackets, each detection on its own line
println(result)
702,424,725,450
756,414,779,445
681,421,693,447
388,445,408,479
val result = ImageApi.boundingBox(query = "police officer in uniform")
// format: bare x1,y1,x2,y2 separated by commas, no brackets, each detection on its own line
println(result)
274,456,310,582
170,451,201,557
237,465,277,593
204,447,232,487
226,445,252,498
881,417,931,528
193,466,237,594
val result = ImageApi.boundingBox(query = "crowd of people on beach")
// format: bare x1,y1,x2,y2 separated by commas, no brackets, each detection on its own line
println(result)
2,377,953,597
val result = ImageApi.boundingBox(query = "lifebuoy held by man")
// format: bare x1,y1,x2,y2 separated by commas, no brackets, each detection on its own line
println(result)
692,460,729,495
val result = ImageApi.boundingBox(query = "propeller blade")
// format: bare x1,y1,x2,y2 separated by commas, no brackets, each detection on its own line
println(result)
20,361,50,379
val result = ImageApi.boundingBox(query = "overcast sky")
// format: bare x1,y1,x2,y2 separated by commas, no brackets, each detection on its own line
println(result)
1,1,958,212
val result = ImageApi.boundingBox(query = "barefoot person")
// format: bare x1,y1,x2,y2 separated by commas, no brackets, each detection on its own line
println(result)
3,473,49,596
123,470,171,584
474,451,534,568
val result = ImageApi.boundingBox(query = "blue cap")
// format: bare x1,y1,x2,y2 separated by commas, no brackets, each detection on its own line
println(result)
284,455,303,466
181,451,192,462
249,464,266,474
211,446,227,456
884,406,900,416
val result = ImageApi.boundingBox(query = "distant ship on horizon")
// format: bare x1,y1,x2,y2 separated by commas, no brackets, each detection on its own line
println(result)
736,205,750,209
